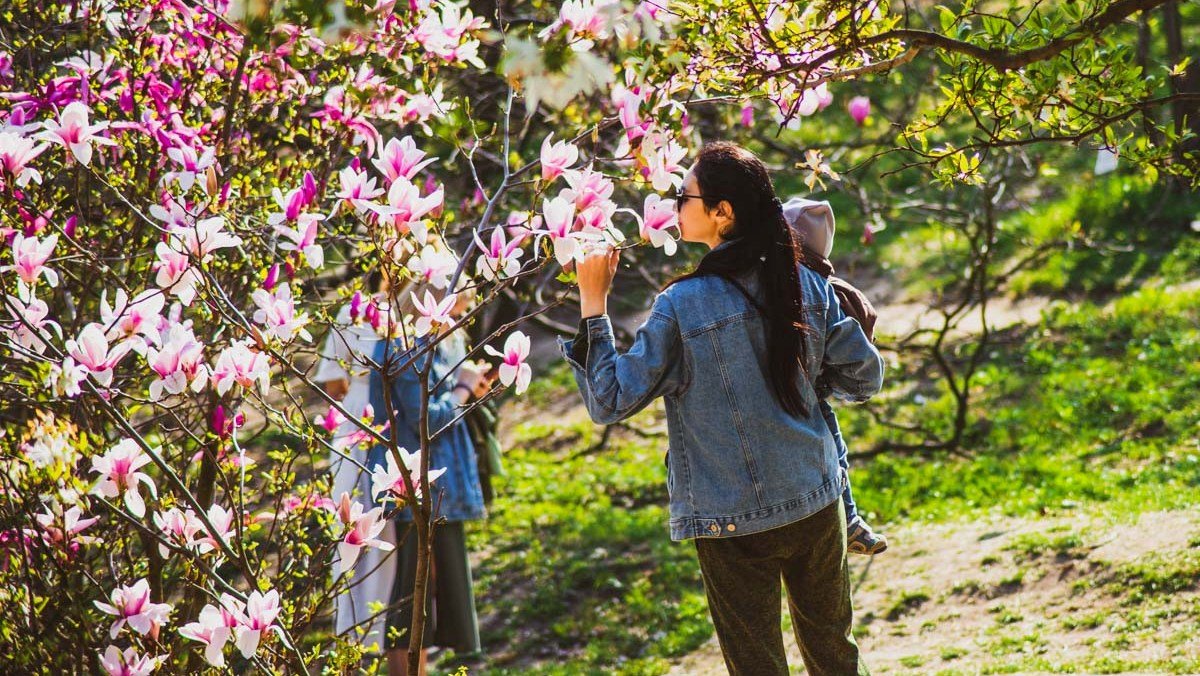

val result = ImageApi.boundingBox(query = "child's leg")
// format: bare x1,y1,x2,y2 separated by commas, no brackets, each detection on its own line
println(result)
821,401,887,555
819,400,858,522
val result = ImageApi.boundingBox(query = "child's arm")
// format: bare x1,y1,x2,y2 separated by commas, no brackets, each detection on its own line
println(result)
819,281,885,402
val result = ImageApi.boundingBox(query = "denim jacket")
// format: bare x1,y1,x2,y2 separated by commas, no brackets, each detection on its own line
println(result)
559,261,883,541
366,337,485,522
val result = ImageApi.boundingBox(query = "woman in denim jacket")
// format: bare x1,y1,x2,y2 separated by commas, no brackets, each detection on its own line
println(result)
562,143,882,676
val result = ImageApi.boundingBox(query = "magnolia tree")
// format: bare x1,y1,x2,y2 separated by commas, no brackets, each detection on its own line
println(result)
0,0,783,672
7,0,1187,672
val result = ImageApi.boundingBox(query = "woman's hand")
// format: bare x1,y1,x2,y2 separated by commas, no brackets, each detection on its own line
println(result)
577,245,620,319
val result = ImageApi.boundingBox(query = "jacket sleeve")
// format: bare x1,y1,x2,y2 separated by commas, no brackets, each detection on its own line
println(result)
820,281,885,402
558,292,687,425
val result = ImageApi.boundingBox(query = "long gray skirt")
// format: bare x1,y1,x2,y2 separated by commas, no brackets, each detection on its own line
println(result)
386,521,481,653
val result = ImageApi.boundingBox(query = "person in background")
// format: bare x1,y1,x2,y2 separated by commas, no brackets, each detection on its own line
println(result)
368,277,494,676
314,269,397,654
784,197,888,556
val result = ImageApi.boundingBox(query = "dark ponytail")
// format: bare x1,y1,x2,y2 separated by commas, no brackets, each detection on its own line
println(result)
666,142,810,417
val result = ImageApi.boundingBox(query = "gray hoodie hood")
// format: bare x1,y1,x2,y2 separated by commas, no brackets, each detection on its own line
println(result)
782,197,836,258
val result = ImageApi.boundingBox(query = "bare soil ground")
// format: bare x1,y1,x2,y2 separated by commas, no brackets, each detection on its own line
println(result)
668,510,1200,675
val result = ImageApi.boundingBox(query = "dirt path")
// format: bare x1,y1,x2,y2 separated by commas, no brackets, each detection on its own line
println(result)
668,510,1200,675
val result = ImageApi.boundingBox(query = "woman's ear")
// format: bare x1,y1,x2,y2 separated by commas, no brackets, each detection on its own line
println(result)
715,200,734,225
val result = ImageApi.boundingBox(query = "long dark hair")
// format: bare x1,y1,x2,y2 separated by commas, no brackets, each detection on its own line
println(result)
667,142,810,417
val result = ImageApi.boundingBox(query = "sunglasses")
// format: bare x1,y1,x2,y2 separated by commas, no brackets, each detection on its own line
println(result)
674,191,704,212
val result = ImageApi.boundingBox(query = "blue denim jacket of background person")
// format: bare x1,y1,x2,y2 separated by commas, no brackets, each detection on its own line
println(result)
366,337,485,523
559,260,884,541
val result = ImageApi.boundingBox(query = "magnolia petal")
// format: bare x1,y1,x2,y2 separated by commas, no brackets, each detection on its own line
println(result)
552,236,577,266
336,541,362,577
126,613,152,636
125,487,146,518
204,641,226,668
235,628,261,658
498,362,517,388
516,363,532,394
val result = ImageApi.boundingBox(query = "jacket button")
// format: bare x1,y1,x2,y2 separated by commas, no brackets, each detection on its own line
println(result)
726,524,736,532
708,524,719,534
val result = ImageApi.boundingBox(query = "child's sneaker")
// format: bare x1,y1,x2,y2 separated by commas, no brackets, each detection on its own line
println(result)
847,516,888,556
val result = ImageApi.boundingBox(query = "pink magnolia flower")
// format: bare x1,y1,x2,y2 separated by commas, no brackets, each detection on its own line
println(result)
273,215,325,270
0,131,47,187
413,4,486,66
331,493,395,576
164,144,216,193
99,288,165,347
348,290,366,321
618,90,650,141
790,83,829,118
99,645,162,676
740,104,755,128
178,604,232,668
35,101,116,166
211,339,271,397
372,136,436,184
410,244,457,289
539,0,617,50
332,404,386,453
262,263,280,291
279,492,335,515
35,504,99,548
268,184,317,226
316,86,382,154
484,331,533,394
573,201,617,234
540,133,578,182
251,283,312,342
474,227,524,281
318,404,347,434
335,165,384,214
210,404,246,441
91,438,157,518
153,507,201,557
93,578,172,639
172,216,243,261
635,193,679,255
400,83,451,127
561,168,615,213
410,290,457,337
817,85,834,110
2,232,59,287
66,323,133,387
145,323,208,401
540,196,586,266
368,176,443,245
233,589,283,658
193,503,235,555
506,210,543,237
148,200,190,231
848,96,871,125
4,286,61,357
45,356,87,397
371,447,446,505
152,242,202,306
644,137,687,192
